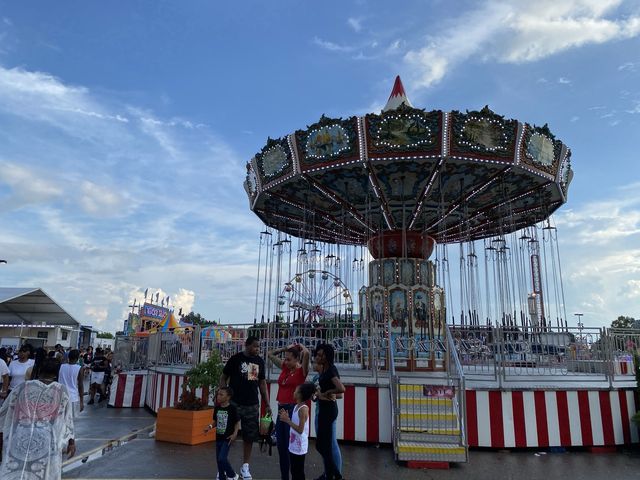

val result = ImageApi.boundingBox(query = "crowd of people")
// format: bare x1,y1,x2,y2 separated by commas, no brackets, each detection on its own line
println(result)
215,336,345,480
0,337,345,480
0,342,116,480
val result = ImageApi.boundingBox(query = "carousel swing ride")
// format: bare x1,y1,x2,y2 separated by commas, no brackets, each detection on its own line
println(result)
245,76,573,371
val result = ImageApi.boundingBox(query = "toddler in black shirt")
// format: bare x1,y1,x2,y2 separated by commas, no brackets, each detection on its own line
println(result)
206,387,240,480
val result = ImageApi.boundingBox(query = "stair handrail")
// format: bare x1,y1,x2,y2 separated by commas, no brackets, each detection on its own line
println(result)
445,325,464,384
446,325,468,456
387,316,400,456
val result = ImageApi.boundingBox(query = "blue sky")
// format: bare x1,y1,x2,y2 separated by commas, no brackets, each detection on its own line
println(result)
0,0,639,332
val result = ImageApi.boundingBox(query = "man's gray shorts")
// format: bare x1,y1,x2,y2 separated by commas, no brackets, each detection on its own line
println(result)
235,403,259,442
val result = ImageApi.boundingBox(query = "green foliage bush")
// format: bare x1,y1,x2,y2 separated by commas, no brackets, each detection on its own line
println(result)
176,350,224,410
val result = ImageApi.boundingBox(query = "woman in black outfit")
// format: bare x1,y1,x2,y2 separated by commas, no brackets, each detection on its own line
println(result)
314,344,345,480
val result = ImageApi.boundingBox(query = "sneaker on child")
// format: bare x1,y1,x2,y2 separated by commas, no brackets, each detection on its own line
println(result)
240,463,251,480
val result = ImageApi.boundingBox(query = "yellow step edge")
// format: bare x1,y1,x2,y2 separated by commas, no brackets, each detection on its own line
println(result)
399,398,452,406
397,445,466,455
399,385,424,391
400,428,461,435
399,413,457,420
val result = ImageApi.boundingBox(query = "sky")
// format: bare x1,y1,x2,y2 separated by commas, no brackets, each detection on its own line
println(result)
0,0,639,332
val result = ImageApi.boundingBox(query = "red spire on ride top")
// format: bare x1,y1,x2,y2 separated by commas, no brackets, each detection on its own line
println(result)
383,75,413,112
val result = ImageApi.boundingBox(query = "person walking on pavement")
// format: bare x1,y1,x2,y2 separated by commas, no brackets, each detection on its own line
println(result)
58,350,85,416
82,346,93,367
219,336,271,480
8,344,35,393
205,386,241,480
0,352,8,462
267,344,310,480
26,347,47,380
0,357,76,480
88,348,107,404
314,344,345,480
0,353,8,401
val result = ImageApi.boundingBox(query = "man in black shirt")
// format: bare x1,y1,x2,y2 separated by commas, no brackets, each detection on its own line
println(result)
88,347,107,405
220,336,271,480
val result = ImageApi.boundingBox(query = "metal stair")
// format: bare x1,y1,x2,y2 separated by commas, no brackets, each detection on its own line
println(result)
393,381,467,462
389,327,469,465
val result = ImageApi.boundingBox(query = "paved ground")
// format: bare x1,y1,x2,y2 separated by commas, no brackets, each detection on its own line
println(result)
64,404,640,480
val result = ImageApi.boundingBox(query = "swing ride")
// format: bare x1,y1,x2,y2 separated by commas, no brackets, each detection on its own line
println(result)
245,76,573,371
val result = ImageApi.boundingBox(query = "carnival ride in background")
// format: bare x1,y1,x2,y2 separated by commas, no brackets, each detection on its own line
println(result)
245,76,573,371
109,78,639,459
124,292,184,335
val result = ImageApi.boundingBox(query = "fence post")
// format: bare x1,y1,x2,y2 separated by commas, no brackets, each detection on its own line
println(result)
265,321,273,378
604,327,614,389
496,326,503,389
193,325,201,366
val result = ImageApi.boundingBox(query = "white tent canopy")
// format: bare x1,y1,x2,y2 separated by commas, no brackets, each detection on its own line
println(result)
0,288,80,327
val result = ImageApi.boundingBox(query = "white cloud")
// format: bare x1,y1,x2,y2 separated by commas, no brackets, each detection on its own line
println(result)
173,288,196,315
313,36,357,53
618,61,639,71
0,65,132,145
0,60,262,333
558,77,572,85
555,183,640,323
386,39,403,54
555,196,640,245
0,161,63,205
621,279,640,299
403,0,640,88
626,100,640,113
79,181,127,217
85,305,108,325
347,17,363,33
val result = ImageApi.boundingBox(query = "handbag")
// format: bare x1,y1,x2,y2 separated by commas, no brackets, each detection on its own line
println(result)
259,412,273,436
258,412,275,455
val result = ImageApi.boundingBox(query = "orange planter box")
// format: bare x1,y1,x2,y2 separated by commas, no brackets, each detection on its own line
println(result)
155,407,216,445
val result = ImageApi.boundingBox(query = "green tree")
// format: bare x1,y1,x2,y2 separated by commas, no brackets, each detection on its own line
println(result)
96,332,114,339
611,316,636,329
181,311,216,327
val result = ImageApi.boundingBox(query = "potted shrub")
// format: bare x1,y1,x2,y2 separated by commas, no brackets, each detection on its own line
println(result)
155,350,224,445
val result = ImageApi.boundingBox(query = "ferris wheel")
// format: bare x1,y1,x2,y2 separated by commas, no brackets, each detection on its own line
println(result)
278,269,353,322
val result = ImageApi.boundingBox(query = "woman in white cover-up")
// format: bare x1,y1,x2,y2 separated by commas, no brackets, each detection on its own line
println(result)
0,358,75,480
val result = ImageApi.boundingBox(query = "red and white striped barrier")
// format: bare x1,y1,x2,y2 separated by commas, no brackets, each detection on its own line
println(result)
140,370,639,448
108,373,147,408
144,373,392,443
145,371,212,411
615,360,634,375
465,390,639,448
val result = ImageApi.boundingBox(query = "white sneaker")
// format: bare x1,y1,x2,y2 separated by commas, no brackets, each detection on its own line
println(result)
231,475,240,480
215,474,219,480
240,463,252,480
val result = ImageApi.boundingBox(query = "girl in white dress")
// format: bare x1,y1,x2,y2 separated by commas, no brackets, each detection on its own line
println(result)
278,382,316,480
